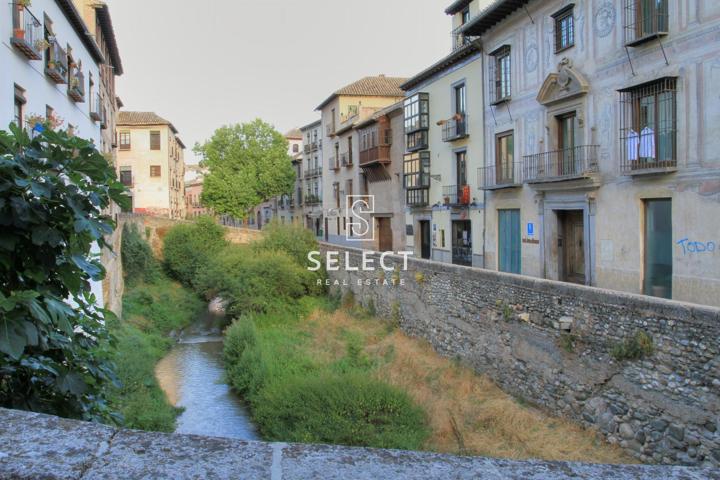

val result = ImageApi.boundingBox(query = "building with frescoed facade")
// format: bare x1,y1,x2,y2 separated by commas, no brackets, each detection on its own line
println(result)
445,0,720,306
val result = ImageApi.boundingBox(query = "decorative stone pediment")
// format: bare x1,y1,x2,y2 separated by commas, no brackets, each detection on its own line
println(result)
537,58,590,106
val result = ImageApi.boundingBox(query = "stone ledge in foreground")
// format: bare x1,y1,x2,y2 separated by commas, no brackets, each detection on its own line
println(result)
0,408,717,480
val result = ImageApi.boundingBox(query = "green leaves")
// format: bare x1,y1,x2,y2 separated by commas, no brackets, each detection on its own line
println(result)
0,126,127,422
195,119,296,219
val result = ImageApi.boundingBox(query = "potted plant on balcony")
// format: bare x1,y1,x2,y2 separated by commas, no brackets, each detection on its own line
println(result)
34,39,50,51
17,0,32,7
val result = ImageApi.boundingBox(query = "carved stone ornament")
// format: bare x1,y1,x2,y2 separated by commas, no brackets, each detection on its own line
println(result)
537,58,590,106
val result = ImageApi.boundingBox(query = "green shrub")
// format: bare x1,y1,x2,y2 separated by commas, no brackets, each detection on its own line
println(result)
253,220,319,268
254,373,428,450
163,216,227,289
196,245,319,315
121,223,160,283
611,330,654,361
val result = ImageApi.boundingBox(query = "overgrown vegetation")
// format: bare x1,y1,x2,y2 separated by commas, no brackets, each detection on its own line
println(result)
0,125,128,422
106,226,204,431
163,216,228,289
611,330,654,361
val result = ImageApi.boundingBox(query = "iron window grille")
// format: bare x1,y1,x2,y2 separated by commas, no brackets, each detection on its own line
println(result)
552,5,575,52
619,77,677,174
489,45,511,105
624,0,669,46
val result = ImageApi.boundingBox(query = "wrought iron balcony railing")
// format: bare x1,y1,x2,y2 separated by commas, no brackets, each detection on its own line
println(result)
11,4,43,60
328,156,339,171
340,152,352,167
523,145,599,183
305,194,322,206
442,115,468,142
623,0,669,47
45,42,68,84
478,161,523,190
451,25,478,51
304,167,322,178
442,185,471,206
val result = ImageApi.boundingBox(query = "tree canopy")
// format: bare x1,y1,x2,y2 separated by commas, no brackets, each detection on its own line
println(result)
194,119,295,219
0,125,128,422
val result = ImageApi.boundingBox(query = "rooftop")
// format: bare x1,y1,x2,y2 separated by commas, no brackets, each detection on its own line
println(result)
445,0,472,15
460,0,532,37
117,111,179,134
316,75,407,110
94,2,124,75
401,43,481,92
285,128,303,140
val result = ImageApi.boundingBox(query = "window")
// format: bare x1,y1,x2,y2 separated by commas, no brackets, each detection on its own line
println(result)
346,179,353,198
455,151,467,187
461,7,470,25
150,131,161,150
403,151,430,206
150,165,161,177
454,83,467,115
119,131,131,150
404,93,429,134
496,132,514,184
624,0,669,45
490,46,511,104
619,77,677,173
553,5,575,52
293,143,299,153
14,85,26,127
119,166,132,186
333,182,340,208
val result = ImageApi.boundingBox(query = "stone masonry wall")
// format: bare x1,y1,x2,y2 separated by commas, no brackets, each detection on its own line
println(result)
320,244,720,467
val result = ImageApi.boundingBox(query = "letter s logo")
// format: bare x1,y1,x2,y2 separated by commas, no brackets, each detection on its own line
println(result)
346,195,374,241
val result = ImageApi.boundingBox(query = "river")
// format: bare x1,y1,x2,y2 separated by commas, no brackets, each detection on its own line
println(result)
154,310,259,440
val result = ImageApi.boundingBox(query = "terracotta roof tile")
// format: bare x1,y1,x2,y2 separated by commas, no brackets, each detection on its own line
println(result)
316,75,407,110
117,111,178,134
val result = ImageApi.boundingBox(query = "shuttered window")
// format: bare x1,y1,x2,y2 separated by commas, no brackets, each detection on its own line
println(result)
150,165,161,177
150,131,161,150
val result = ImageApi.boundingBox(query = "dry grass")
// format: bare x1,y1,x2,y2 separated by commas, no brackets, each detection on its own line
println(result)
299,307,636,464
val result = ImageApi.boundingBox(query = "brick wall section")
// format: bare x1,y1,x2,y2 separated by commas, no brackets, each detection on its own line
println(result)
320,243,720,467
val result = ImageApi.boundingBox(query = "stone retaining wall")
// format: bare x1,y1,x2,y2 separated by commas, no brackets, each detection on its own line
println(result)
320,243,720,467
0,408,715,479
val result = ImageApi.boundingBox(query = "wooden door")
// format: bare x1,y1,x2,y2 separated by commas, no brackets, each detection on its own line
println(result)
377,218,392,252
419,221,431,259
498,209,521,274
561,210,585,284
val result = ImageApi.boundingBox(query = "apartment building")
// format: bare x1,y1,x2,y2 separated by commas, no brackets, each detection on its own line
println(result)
355,102,407,251
401,2,486,266
299,120,324,236
2,0,123,311
117,111,186,219
318,75,406,246
455,0,720,306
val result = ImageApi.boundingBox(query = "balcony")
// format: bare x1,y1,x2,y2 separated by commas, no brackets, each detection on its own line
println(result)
442,114,468,142
90,93,102,122
478,162,523,190
623,0,668,47
406,188,429,207
326,123,336,137
523,145,599,183
304,167,322,178
340,152,353,167
45,42,68,84
328,156,339,171
305,194,322,206
442,185,471,206
451,25,478,51
10,5,43,60
68,68,85,103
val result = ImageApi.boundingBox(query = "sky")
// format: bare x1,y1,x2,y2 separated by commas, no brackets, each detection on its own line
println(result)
107,0,451,163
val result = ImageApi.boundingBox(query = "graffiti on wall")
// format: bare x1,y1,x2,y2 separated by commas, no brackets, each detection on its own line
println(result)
676,238,717,255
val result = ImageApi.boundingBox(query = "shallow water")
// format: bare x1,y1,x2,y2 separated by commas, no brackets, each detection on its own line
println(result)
155,312,259,440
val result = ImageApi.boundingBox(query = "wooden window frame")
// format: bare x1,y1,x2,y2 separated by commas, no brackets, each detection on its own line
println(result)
119,131,131,150
495,131,514,184
552,5,575,53
150,165,161,177
150,130,161,150
489,46,512,105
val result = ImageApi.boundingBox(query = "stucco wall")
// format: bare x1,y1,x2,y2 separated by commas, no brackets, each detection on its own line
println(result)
321,243,720,467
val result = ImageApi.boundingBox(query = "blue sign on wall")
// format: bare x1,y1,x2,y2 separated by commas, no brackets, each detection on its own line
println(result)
527,222,535,237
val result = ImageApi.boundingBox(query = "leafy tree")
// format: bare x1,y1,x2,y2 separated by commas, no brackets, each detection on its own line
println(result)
0,125,128,422
162,216,227,289
194,119,295,219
